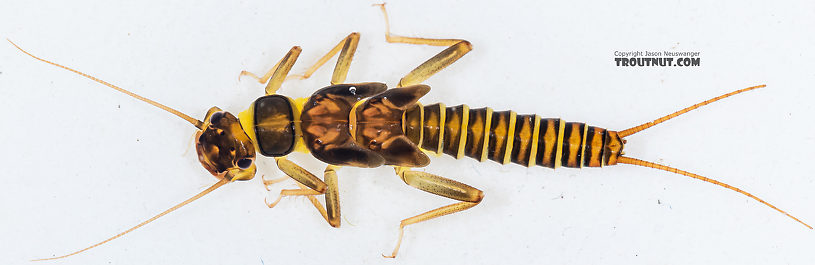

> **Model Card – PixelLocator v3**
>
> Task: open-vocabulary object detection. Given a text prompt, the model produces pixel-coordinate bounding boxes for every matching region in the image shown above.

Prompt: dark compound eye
[210,112,225,123]
[237,158,252,169]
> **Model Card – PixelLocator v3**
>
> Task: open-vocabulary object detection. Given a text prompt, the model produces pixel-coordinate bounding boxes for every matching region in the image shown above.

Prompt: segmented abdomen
[403,103,611,168]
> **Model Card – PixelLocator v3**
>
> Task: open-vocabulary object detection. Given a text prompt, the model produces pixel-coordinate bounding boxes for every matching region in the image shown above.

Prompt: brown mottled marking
[536,118,560,168]
[463,108,488,160]
[560,122,586,168]
[405,106,622,170]
[353,85,430,167]
[300,83,387,167]
[252,95,296,157]
[421,103,443,154]
[603,131,623,166]
[442,105,465,157]
[403,104,424,148]
[510,114,535,166]
[487,111,511,163]
[195,108,256,180]
[583,126,606,167]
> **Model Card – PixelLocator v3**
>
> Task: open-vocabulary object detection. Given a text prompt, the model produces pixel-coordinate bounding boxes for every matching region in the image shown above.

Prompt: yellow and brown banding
[403,104,624,168]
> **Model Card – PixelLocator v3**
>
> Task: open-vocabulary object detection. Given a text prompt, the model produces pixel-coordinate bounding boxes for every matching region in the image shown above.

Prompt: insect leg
[323,165,341,227]
[240,32,360,87]
[290,166,342,228]
[265,188,322,208]
[268,158,341,227]
[373,3,472,87]
[285,32,361,85]
[238,57,281,84]
[271,157,327,201]
[384,167,484,258]
[262,175,290,191]
[239,46,302,95]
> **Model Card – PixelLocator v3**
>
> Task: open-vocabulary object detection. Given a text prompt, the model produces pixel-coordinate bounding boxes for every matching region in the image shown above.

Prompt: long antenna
[618,84,764,138]
[7,39,204,129]
[617,156,812,229]
[32,179,229,261]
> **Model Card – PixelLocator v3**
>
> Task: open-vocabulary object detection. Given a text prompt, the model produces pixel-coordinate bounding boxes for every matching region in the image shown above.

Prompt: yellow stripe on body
[436,103,446,156]
[527,115,541,167]
[600,131,607,166]
[479,108,493,162]
[416,103,425,149]
[579,123,588,168]
[553,119,565,169]
[291,97,309,153]
[502,111,517,165]
[456,105,470,159]
[238,103,259,151]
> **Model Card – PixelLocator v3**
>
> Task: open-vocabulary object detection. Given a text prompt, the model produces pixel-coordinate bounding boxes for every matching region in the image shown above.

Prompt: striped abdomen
[403,103,624,168]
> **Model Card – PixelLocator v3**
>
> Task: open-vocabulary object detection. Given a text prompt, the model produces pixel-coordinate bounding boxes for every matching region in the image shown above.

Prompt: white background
[1,0,814,264]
